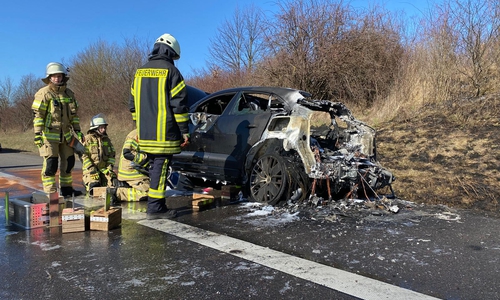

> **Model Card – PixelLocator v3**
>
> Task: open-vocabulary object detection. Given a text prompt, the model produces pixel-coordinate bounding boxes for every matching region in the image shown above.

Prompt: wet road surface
[1,151,500,299]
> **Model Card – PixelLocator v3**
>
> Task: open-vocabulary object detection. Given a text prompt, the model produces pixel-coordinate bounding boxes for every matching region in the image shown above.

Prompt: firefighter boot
[61,187,83,198]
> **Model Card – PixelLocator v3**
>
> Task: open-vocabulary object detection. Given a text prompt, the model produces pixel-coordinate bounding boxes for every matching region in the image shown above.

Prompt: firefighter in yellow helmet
[32,62,84,197]
[115,129,150,202]
[81,114,117,200]
[129,33,189,219]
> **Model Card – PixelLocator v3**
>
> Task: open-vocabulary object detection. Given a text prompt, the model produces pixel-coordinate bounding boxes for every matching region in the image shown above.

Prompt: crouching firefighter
[115,128,150,202]
[81,114,119,204]
[32,62,84,197]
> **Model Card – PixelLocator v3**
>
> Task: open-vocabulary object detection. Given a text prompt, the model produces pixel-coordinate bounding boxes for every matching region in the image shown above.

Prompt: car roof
[190,86,312,110]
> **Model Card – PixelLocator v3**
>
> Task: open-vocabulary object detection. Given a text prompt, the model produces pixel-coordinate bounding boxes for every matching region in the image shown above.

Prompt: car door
[172,92,237,178]
[208,91,273,180]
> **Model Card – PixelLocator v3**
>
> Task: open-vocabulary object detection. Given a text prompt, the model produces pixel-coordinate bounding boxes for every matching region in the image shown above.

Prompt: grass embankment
[374,93,500,212]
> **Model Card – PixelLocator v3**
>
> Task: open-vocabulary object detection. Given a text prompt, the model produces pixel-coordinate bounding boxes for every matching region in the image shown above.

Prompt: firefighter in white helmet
[129,33,189,219]
[81,114,118,202]
[32,62,84,197]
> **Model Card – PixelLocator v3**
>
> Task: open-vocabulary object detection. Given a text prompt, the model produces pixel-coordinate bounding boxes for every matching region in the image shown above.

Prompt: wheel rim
[250,155,285,204]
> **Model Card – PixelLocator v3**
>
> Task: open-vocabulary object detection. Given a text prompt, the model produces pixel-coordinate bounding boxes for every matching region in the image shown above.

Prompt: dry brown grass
[374,93,500,212]
[0,130,34,153]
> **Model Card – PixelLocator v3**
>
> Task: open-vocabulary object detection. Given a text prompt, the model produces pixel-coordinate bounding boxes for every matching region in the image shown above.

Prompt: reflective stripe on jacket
[118,129,149,181]
[32,83,80,142]
[81,132,116,174]
[129,57,189,155]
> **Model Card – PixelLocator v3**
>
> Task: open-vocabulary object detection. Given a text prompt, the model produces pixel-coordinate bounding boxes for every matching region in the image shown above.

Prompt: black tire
[249,153,288,205]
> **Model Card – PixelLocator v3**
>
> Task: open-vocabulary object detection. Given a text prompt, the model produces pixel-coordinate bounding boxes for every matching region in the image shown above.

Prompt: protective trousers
[40,141,75,193]
[116,187,148,202]
[146,154,173,213]
[115,178,149,202]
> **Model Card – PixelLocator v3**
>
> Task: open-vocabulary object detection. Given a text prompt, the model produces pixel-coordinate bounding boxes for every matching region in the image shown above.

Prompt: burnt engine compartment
[306,112,395,201]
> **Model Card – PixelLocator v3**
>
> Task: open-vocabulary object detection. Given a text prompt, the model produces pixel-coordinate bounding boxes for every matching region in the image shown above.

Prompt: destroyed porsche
[172,86,395,206]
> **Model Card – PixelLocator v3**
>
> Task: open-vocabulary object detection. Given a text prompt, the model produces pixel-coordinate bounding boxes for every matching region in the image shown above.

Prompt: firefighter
[32,62,83,197]
[115,128,150,202]
[129,33,189,219]
[81,114,117,202]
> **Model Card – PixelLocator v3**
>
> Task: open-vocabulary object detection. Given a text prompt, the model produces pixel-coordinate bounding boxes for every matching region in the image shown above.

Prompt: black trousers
[146,154,173,213]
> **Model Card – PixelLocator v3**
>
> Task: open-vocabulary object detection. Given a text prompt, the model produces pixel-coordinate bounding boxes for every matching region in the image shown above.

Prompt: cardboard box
[192,193,214,211]
[91,187,108,198]
[90,207,122,231]
[62,208,86,233]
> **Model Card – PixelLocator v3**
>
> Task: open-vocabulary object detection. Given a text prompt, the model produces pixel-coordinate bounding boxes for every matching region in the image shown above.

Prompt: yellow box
[192,193,215,212]
[192,193,215,200]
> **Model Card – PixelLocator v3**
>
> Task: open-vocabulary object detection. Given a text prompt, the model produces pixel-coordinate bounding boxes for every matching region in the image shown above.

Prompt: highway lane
[2,151,500,299]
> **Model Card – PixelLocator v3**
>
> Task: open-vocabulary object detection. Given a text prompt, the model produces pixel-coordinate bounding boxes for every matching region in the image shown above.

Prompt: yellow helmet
[155,33,181,60]
[42,62,68,84]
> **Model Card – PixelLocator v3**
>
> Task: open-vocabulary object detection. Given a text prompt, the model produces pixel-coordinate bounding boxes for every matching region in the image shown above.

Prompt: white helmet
[90,114,108,130]
[155,33,181,60]
[42,62,68,84]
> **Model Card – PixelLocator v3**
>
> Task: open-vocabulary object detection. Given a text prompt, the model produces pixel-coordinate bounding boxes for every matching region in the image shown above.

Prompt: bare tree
[260,0,403,106]
[188,66,235,93]
[0,77,14,109]
[439,0,500,96]
[0,77,15,132]
[11,74,43,131]
[261,0,347,94]
[208,4,266,84]
[68,38,147,118]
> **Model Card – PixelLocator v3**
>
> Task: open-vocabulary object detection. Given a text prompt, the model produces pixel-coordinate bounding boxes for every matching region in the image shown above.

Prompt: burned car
[172,86,394,205]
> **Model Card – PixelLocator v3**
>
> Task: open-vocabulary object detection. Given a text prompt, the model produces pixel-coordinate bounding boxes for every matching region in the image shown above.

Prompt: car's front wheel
[249,153,288,205]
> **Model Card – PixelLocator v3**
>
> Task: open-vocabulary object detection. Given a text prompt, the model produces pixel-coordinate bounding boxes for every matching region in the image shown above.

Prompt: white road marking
[138,218,440,300]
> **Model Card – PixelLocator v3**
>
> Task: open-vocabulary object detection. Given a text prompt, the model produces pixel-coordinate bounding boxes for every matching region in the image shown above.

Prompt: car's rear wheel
[249,153,288,205]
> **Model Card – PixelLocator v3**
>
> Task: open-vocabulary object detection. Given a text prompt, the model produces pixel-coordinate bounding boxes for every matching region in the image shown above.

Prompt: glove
[181,133,190,147]
[131,162,149,175]
[102,166,116,178]
[89,167,100,180]
[133,152,148,167]
[111,177,120,188]
[75,131,85,143]
[34,133,43,148]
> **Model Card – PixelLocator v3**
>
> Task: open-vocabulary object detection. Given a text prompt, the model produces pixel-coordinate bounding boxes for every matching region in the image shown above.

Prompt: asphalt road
[1,151,500,299]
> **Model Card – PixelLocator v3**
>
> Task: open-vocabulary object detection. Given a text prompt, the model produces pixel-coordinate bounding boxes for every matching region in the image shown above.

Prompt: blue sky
[0,0,433,86]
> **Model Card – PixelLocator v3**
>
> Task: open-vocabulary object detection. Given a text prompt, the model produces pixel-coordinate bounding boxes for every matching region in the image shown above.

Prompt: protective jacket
[81,131,116,175]
[118,129,149,182]
[129,54,189,155]
[32,82,81,143]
